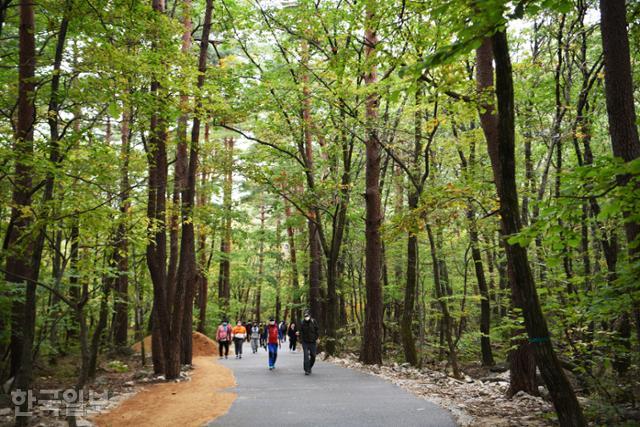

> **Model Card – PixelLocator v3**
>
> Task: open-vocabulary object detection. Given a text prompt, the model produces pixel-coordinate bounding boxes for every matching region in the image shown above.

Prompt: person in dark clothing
[287,322,298,352]
[259,322,266,349]
[279,320,287,343]
[298,310,319,375]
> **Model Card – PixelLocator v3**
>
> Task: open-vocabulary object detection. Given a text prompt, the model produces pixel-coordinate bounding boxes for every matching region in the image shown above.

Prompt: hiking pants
[289,337,297,351]
[218,340,229,357]
[251,338,259,353]
[268,343,278,367]
[234,338,244,356]
[302,342,317,373]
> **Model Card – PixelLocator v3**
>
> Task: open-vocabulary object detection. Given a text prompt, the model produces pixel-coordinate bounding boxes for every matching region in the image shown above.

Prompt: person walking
[287,322,298,352]
[250,321,261,354]
[232,320,247,359]
[259,322,266,349]
[279,320,287,343]
[298,310,319,375]
[266,317,280,370]
[216,319,232,359]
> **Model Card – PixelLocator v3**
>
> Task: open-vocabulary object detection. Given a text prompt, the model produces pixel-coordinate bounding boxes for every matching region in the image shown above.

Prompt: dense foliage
[1,0,639,425]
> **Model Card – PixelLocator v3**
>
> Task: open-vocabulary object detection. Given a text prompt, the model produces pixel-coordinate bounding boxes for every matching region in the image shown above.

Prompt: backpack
[219,325,230,340]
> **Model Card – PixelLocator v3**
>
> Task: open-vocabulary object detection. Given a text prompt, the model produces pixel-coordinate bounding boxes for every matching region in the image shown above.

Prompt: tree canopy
[1,0,639,425]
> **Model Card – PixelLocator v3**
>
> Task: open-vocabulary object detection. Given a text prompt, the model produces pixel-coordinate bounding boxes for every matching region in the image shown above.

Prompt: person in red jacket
[265,316,281,370]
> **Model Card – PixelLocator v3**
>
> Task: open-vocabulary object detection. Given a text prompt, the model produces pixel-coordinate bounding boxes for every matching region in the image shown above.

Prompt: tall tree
[146,0,172,378]
[113,108,131,349]
[361,1,383,365]
[8,2,37,424]
[489,28,586,426]
[458,136,494,367]
[168,0,193,310]
[179,0,213,366]
[284,198,301,322]
[15,0,71,374]
[476,37,533,392]
[427,225,461,378]
[599,0,640,348]
[255,202,266,322]
[218,137,234,309]
[300,38,323,325]
[196,128,210,334]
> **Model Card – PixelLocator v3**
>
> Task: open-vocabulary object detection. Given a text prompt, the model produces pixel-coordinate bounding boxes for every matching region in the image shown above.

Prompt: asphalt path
[209,341,456,427]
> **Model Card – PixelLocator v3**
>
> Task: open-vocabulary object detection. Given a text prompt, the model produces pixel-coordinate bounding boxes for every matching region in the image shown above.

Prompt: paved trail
[210,342,456,427]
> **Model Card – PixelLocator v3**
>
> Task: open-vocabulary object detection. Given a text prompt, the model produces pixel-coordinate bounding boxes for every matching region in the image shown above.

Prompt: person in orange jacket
[232,320,247,359]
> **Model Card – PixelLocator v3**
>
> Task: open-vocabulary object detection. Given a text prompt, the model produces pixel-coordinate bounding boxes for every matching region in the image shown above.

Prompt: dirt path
[93,334,236,427]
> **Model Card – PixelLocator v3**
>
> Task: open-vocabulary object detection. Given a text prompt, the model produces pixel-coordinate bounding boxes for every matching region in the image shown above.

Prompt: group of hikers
[216,310,320,375]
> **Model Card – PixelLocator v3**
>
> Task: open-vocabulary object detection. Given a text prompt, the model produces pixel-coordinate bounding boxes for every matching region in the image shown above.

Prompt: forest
[1,0,639,426]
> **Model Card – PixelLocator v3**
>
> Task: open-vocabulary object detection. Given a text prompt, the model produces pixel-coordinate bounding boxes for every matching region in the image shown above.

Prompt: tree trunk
[400,85,426,367]
[284,200,301,322]
[9,3,37,424]
[218,137,233,310]
[324,140,353,354]
[168,0,192,311]
[599,0,640,358]
[146,0,171,378]
[196,162,209,333]
[401,227,419,366]
[600,0,640,165]
[66,219,89,427]
[113,108,131,349]
[274,218,283,322]
[48,231,64,362]
[469,211,494,366]
[255,203,265,322]
[179,0,213,366]
[27,2,71,370]
[89,262,112,379]
[459,140,495,367]
[427,225,461,378]
[360,4,383,365]
[133,245,146,366]
[10,0,69,379]
[490,30,586,426]
[476,36,535,395]
[392,163,404,345]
